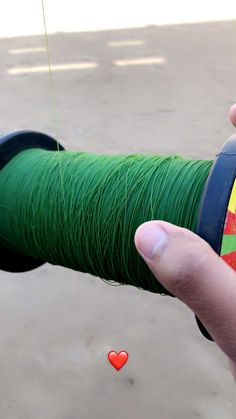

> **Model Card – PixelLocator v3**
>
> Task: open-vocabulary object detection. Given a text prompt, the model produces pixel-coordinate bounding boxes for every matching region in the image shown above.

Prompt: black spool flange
[0,130,64,272]
[196,135,236,341]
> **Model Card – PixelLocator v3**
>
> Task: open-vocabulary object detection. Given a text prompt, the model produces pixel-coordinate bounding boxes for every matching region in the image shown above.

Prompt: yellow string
[40,3,122,287]
[41,0,66,211]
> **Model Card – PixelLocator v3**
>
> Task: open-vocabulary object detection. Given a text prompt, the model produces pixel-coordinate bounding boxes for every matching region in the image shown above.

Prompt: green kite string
[0,148,213,294]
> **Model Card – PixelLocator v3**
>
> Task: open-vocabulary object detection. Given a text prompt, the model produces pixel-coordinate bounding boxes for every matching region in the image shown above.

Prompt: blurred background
[0,1,236,418]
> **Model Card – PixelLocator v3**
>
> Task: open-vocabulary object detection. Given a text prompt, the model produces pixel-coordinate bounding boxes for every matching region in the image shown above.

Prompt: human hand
[134,220,236,381]
[134,105,236,380]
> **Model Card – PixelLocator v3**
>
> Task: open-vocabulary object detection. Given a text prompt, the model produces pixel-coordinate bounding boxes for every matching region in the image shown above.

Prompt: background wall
[1,0,236,37]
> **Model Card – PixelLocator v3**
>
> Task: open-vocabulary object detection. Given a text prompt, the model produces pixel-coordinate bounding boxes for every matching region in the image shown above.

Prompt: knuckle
[167,242,212,301]
[168,264,198,299]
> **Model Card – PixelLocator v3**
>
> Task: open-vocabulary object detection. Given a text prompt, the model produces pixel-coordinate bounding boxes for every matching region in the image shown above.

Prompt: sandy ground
[0,20,236,419]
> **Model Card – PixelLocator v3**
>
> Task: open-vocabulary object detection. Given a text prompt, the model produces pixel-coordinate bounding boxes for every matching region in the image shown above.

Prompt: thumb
[135,221,236,362]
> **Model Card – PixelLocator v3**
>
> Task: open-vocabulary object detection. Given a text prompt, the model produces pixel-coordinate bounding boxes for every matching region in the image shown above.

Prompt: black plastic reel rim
[196,135,236,341]
[0,130,64,272]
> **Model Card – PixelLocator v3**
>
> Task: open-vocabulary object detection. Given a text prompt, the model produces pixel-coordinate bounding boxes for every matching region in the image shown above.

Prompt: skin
[229,104,236,128]
[134,105,236,380]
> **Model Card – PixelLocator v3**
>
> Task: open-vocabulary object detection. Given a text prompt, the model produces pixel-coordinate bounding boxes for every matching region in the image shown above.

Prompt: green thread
[0,149,213,294]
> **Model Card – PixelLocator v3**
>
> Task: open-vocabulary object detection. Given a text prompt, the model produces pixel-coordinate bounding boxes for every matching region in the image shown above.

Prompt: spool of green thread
[1,130,236,341]
[0,131,212,292]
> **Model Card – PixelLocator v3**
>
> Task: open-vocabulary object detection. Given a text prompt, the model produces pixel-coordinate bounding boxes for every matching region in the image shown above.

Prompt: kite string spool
[0,148,213,294]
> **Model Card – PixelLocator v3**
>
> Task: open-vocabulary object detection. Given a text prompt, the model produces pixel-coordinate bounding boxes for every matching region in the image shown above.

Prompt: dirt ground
[0,20,236,419]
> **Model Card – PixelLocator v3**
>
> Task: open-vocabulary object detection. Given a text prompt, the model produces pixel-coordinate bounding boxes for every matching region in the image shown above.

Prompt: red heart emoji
[108,351,128,371]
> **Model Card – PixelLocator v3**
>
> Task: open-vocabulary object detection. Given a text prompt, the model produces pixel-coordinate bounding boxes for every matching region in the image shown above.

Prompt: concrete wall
[1,0,236,38]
